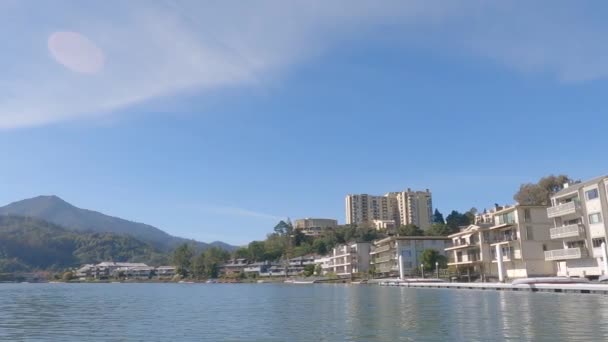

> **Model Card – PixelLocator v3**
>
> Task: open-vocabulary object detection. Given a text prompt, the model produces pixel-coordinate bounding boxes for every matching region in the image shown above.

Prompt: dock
[377,280,608,295]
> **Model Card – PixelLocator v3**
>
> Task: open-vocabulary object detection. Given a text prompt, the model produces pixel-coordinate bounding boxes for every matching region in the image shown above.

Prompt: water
[1,283,607,341]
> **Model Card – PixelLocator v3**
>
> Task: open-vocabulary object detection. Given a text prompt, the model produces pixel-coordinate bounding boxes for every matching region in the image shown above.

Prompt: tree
[432,209,445,224]
[464,208,477,225]
[312,239,328,255]
[303,264,315,277]
[425,223,451,236]
[248,241,266,261]
[172,243,194,277]
[192,252,206,279]
[398,224,424,236]
[203,247,230,278]
[420,249,447,271]
[514,174,573,205]
[233,247,249,259]
[446,211,470,232]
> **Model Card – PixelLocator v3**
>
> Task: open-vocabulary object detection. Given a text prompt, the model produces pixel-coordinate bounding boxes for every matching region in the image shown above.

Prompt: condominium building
[370,236,449,278]
[445,223,493,280]
[544,176,608,278]
[325,242,371,277]
[294,218,338,236]
[345,189,433,229]
[448,204,560,280]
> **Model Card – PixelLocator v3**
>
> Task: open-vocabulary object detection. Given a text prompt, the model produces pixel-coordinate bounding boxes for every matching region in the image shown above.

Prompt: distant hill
[0,215,167,273]
[0,196,237,252]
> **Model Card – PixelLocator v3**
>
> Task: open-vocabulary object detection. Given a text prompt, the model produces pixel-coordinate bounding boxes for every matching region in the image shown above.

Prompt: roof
[448,224,491,238]
[553,175,608,198]
[374,236,450,244]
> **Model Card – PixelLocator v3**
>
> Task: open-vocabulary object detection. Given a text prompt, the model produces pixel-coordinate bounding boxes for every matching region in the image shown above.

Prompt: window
[566,240,586,249]
[526,226,534,240]
[524,209,531,222]
[592,238,606,248]
[589,213,603,224]
[586,188,599,201]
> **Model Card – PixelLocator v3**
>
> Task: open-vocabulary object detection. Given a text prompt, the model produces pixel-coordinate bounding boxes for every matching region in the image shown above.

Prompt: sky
[1,1,608,245]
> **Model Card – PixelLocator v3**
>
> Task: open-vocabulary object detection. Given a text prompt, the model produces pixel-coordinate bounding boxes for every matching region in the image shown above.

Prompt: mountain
[0,215,167,273]
[0,195,237,252]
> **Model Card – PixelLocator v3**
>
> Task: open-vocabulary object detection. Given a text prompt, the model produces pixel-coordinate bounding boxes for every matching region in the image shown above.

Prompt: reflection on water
[0,283,607,341]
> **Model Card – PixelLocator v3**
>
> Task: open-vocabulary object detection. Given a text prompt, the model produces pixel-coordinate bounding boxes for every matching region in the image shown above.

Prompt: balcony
[489,235,518,244]
[372,255,394,264]
[371,245,391,254]
[547,201,581,218]
[445,241,479,251]
[550,224,584,239]
[544,247,588,261]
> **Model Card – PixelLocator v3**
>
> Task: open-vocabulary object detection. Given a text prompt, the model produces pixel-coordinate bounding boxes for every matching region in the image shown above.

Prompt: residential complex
[75,262,175,280]
[322,242,371,277]
[447,205,560,280]
[370,236,449,277]
[544,176,608,278]
[345,188,433,229]
[294,218,338,236]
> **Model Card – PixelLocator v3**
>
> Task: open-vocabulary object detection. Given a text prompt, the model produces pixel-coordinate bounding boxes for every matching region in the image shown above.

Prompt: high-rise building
[345,189,433,229]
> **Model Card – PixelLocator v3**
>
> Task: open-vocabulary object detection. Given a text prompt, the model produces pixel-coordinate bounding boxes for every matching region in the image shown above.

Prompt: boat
[178,280,195,284]
[511,277,590,285]
[292,280,316,284]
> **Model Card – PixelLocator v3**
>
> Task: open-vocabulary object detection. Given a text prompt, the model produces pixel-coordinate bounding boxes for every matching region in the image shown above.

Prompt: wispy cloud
[1,1,607,129]
[202,205,284,222]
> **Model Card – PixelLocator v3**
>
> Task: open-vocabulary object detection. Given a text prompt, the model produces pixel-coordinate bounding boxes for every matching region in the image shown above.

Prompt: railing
[547,201,580,218]
[371,245,391,254]
[490,235,518,244]
[550,224,584,239]
[372,255,395,264]
[544,247,587,261]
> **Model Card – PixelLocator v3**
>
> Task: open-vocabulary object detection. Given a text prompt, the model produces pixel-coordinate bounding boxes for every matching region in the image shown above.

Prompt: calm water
[1,283,607,341]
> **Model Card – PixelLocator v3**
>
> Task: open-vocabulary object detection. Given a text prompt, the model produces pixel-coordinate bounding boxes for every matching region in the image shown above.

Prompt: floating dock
[377,280,608,295]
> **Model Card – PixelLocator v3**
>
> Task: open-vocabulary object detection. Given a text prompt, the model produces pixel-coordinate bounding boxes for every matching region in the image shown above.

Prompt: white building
[544,176,608,278]
[487,205,560,279]
[449,204,560,281]
[446,224,493,280]
[325,242,371,277]
[372,219,397,232]
[345,189,433,229]
[294,218,338,236]
[370,236,449,278]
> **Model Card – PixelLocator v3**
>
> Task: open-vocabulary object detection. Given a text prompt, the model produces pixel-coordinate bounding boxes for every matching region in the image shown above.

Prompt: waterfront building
[220,258,249,277]
[294,218,338,236]
[325,242,371,277]
[156,266,176,278]
[544,176,608,278]
[313,256,332,275]
[451,204,560,280]
[371,236,449,278]
[345,189,433,229]
[446,223,493,280]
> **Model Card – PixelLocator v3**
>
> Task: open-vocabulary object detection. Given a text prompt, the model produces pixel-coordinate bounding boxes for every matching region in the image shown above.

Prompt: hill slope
[0,215,167,273]
[0,196,236,252]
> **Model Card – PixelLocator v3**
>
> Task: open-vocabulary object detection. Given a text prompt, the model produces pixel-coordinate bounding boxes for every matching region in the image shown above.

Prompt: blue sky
[1,1,608,245]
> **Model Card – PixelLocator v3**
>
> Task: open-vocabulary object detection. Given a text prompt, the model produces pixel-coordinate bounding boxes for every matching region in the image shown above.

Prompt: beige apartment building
[345,189,433,229]
[447,204,560,280]
[370,236,449,278]
[294,218,338,236]
[324,242,371,277]
[544,175,608,278]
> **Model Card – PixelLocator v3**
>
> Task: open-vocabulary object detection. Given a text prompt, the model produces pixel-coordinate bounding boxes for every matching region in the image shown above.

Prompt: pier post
[496,245,504,283]
[602,242,608,275]
[398,254,404,280]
